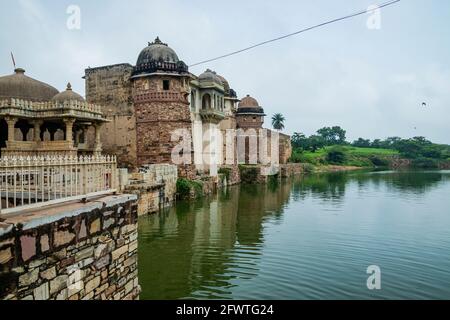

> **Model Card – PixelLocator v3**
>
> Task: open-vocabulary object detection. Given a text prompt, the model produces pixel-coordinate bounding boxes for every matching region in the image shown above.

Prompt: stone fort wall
[85,64,137,169]
[0,194,140,300]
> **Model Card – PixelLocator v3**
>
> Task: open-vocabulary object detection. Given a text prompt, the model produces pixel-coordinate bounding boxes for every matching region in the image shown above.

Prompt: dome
[238,95,259,108]
[216,74,231,96]
[133,37,188,76]
[136,37,179,65]
[52,83,85,102]
[199,69,223,86]
[0,68,59,102]
[237,94,265,115]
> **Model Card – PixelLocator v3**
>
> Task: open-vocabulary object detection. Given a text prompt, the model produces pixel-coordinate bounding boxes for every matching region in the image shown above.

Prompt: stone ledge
[1,194,137,232]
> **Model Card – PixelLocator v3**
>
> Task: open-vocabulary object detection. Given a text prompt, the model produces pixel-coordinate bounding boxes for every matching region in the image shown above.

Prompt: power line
[189,0,401,68]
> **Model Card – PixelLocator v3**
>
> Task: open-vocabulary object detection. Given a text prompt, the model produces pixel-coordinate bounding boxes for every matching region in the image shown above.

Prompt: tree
[308,135,326,152]
[317,126,347,145]
[271,113,285,131]
[352,138,371,148]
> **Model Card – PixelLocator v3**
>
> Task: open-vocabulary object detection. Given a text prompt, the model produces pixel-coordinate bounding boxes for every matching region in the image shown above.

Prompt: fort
[0,37,295,300]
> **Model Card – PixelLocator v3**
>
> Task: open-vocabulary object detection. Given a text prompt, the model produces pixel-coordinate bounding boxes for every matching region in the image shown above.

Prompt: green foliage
[352,138,371,148]
[271,113,285,131]
[176,178,203,199]
[317,126,347,145]
[411,157,439,169]
[176,178,191,198]
[369,155,390,167]
[326,147,347,164]
[218,167,231,181]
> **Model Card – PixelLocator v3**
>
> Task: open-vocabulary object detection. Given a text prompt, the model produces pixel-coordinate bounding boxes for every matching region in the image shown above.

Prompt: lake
[138,170,450,300]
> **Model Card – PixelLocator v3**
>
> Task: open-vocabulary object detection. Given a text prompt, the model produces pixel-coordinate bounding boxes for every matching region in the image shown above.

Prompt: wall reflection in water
[138,170,450,300]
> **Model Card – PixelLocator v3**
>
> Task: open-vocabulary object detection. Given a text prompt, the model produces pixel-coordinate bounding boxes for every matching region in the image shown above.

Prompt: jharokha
[0,37,293,300]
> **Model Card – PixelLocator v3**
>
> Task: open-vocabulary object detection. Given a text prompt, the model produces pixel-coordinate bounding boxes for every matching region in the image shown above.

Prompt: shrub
[369,156,389,167]
[326,147,347,164]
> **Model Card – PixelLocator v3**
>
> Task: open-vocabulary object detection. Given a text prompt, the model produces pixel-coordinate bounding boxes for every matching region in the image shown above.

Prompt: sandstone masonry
[0,194,139,300]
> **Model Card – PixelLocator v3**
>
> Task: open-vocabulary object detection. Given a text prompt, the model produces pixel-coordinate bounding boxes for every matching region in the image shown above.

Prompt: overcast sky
[1,0,449,143]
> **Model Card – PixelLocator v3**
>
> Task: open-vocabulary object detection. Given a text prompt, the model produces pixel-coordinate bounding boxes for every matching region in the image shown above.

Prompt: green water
[138,170,450,300]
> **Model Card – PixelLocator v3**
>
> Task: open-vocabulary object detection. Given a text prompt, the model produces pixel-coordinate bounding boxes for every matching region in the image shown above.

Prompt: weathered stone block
[50,275,68,295]
[54,230,75,247]
[19,268,39,287]
[40,234,50,252]
[75,247,94,262]
[111,245,128,261]
[90,218,101,234]
[85,276,101,294]
[20,235,36,261]
[33,282,49,300]
[94,255,110,270]
[40,266,56,280]
[0,247,12,264]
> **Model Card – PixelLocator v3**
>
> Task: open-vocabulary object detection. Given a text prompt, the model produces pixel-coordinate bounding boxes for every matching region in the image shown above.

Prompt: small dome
[0,68,59,102]
[216,74,231,95]
[133,37,188,76]
[136,37,180,66]
[199,69,223,86]
[237,94,265,115]
[52,83,85,102]
[238,95,259,108]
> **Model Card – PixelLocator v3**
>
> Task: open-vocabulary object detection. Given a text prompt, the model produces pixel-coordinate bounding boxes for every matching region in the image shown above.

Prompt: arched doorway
[0,119,7,157]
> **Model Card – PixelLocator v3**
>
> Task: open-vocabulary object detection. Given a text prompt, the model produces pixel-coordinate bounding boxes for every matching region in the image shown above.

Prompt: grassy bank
[291,146,398,168]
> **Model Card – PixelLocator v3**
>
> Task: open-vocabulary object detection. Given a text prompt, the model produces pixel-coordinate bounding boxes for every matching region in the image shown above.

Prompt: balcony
[199,108,225,123]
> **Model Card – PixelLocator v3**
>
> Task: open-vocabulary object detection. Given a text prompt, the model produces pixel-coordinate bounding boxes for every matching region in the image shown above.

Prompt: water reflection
[139,170,450,300]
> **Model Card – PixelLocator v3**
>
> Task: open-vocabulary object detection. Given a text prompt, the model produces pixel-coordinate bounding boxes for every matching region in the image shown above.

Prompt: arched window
[202,94,211,110]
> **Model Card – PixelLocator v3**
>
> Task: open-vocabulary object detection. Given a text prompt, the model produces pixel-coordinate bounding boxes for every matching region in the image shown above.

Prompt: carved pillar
[5,117,17,142]
[93,122,103,152]
[32,120,43,142]
[63,118,76,143]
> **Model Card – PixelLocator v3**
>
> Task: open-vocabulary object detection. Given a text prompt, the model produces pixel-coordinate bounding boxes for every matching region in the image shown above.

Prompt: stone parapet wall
[124,164,178,215]
[0,194,139,300]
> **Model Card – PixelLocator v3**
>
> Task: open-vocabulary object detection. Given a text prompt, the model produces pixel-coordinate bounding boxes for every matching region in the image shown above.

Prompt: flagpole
[11,52,16,70]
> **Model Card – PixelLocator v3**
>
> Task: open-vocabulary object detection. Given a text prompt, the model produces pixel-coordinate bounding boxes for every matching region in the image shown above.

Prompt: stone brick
[54,230,75,247]
[94,254,110,270]
[129,240,138,253]
[125,280,134,295]
[40,234,50,252]
[50,275,68,295]
[90,219,101,234]
[22,295,34,300]
[123,255,137,268]
[0,247,12,264]
[103,218,115,230]
[40,266,56,280]
[79,219,87,239]
[33,282,49,300]
[56,288,68,300]
[75,247,94,262]
[67,281,84,297]
[85,276,101,294]
[101,270,108,280]
[20,235,36,261]
[29,258,45,269]
[94,243,109,259]
[19,268,39,287]
[111,245,128,261]
[105,285,116,298]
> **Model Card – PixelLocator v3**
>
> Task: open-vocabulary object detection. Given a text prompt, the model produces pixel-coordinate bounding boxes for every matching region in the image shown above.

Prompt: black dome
[133,37,188,76]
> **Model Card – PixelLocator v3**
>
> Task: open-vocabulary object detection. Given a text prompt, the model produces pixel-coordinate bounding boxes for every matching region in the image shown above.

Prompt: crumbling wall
[84,64,137,169]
